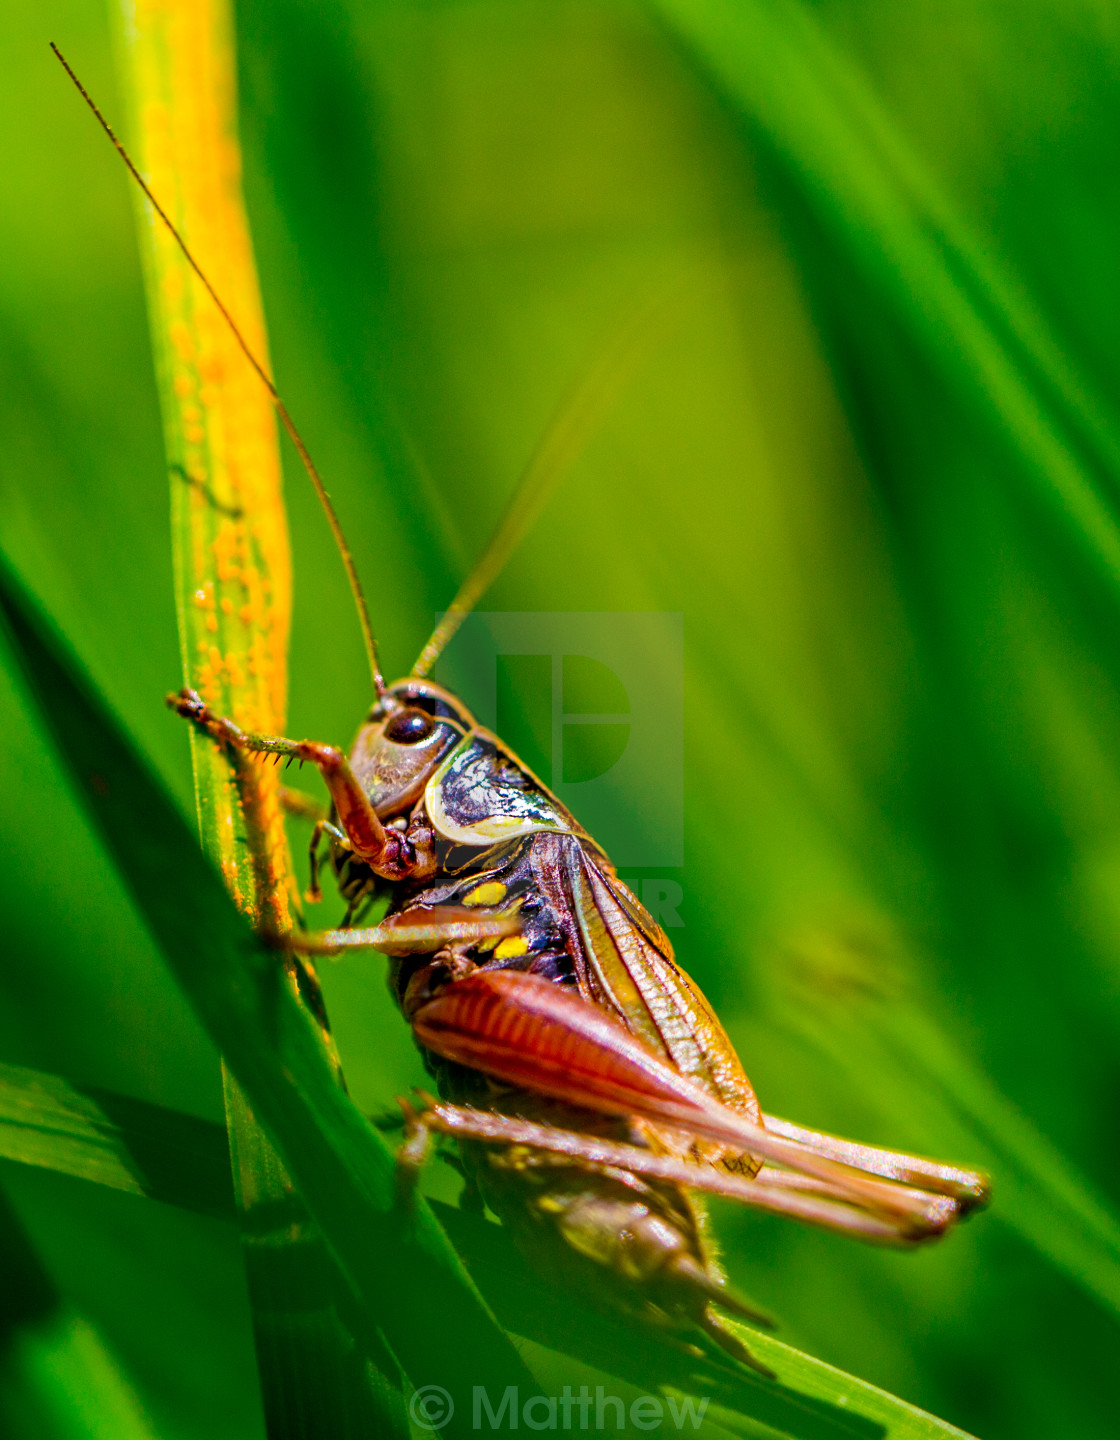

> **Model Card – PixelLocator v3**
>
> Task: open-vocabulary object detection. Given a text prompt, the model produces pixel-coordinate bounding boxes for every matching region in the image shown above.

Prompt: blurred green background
[3,0,1120,1436]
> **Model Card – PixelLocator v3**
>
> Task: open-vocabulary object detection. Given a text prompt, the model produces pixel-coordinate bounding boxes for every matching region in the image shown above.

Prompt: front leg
[306,818,347,904]
[168,687,412,877]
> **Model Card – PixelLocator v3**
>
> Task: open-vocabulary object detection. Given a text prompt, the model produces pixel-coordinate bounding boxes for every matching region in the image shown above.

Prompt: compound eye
[384,707,436,744]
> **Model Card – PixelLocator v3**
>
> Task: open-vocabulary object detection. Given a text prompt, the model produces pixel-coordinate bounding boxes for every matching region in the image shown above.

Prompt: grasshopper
[57,45,988,1376]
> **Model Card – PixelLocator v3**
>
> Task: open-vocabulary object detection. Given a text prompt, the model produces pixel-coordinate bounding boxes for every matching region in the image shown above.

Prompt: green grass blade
[651,0,1120,1327]
[108,0,416,1430]
[779,980,1120,1316]
[435,1202,976,1440]
[0,1037,980,1438]
[0,1179,157,1440]
[648,0,1120,594]
[229,1091,404,1440]
[223,1072,410,1440]
[895,1006,1120,1315]
[0,547,538,1438]
[0,1059,232,1218]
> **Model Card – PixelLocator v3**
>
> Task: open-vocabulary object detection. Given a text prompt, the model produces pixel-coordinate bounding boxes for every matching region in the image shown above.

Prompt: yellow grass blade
[116,0,292,923]
[111,6,407,1434]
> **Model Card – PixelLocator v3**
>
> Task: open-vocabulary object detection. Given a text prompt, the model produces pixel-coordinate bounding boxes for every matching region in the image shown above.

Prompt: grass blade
[652,0,1120,1325]
[0,1059,231,1218]
[0,1042,980,1437]
[649,0,1120,604]
[108,1,413,1432]
[0,1053,404,1437]
[435,1202,977,1440]
[774,969,1120,1317]
[0,1178,157,1440]
[223,1074,409,1440]
[0,547,538,1438]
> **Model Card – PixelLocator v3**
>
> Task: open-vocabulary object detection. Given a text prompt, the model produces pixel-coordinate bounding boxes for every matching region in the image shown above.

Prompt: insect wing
[532,834,762,1164]
[425,731,761,1166]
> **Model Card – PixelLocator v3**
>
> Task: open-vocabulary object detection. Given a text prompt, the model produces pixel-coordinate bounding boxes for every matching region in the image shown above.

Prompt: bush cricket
[55,43,989,1377]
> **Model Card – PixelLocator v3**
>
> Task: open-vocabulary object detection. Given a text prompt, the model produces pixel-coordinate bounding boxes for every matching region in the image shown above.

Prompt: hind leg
[760,1115,989,1213]
[411,969,970,1238]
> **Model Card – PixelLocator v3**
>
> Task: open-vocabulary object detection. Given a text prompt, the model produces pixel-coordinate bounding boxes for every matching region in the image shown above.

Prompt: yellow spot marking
[464,881,506,907]
[494,936,528,960]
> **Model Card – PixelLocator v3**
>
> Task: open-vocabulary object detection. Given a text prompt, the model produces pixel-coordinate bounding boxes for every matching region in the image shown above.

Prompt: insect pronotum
[54,41,989,1376]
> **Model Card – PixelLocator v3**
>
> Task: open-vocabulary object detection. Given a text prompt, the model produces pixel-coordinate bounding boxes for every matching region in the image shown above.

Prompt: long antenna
[411,288,673,679]
[50,42,386,701]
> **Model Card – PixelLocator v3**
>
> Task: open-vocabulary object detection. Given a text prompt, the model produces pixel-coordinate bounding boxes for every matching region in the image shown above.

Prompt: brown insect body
[334,678,767,1355]
[161,675,982,1371]
[165,659,984,1370]
[169,665,990,1368]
